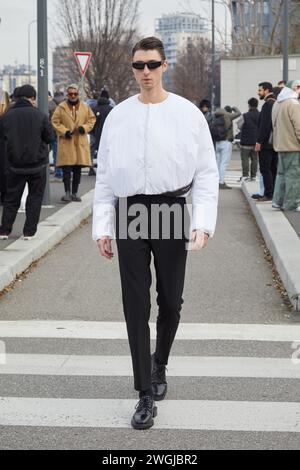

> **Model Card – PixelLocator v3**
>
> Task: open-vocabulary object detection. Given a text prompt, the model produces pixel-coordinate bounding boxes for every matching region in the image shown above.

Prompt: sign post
[37,0,51,206]
[74,52,92,98]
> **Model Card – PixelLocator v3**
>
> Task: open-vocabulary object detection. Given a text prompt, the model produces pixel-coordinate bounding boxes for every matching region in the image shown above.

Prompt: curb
[242,182,300,312]
[0,190,94,293]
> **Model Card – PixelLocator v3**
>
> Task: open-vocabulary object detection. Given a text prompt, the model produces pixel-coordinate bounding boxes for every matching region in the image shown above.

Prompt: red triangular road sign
[74,52,92,76]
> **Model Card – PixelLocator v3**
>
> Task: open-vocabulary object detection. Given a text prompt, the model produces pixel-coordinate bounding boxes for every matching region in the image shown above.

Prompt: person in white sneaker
[0,85,53,240]
[237,98,260,182]
[272,80,300,212]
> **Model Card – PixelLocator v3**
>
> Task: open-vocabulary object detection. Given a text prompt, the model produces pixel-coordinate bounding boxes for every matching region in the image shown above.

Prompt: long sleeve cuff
[191,202,218,238]
[92,202,117,241]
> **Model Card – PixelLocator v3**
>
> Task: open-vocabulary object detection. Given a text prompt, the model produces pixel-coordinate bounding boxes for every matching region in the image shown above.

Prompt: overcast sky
[0,0,227,68]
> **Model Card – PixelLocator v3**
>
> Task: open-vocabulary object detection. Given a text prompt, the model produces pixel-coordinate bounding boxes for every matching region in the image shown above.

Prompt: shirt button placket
[144,104,150,194]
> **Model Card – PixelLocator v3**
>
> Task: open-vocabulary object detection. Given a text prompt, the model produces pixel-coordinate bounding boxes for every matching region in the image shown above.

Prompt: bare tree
[170,38,220,105]
[226,0,300,56]
[55,0,140,102]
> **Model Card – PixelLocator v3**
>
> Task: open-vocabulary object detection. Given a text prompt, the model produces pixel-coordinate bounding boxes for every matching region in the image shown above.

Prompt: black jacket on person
[0,99,53,174]
[240,109,260,147]
[257,93,276,149]
[91,98,112,151]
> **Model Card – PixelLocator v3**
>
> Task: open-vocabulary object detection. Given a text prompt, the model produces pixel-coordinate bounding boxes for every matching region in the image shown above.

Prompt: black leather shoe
[131,396,157,430]
[151,354,168,402]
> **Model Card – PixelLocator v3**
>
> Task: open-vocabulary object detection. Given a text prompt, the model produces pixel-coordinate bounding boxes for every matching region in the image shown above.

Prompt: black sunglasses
[132,60,164,70]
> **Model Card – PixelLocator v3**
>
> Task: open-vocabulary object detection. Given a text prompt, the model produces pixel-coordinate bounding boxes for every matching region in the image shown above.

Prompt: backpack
[209,116,228,142]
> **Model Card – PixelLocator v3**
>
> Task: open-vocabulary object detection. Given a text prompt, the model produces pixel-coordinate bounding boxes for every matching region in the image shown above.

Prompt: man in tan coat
[272,80,300,212]
[52,84,96,202]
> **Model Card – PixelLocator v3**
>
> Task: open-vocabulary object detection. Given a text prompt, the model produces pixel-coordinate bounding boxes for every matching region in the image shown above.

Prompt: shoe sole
[256,201,272,204]
[131,406,158,430]
[0,236,9,240]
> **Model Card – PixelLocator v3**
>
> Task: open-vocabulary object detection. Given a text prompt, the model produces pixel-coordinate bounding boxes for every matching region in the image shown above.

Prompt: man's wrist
[193,229,210,238]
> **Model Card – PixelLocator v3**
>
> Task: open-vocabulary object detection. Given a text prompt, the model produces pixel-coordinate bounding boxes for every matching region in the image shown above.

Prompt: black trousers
[1,168,46,236]
[259,149,278,198]
[61,166,82,194]
[116,195,189,392]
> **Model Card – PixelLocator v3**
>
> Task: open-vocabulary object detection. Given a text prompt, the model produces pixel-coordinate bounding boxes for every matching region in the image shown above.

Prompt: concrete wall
[221,54,300,114]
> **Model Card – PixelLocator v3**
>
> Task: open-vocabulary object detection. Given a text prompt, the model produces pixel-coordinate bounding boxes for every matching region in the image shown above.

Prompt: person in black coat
[0,89,9,205]
[0,85,53,240]
[91,94,113,155]
[255,82,278,202]
[238,98,260,181]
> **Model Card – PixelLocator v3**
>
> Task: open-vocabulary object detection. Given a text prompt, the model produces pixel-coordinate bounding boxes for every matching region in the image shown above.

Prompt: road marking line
[1,321,300,342]
[0,397,299,432]
[0,354,299,378]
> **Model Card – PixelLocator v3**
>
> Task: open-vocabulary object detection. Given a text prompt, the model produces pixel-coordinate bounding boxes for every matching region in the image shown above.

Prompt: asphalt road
[0,188,300,450]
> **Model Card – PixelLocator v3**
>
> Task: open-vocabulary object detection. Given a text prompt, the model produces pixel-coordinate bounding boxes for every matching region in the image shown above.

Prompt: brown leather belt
[160,180,193,198]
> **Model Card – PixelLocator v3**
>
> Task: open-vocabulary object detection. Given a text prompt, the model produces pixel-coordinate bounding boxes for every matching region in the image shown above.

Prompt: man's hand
[255,143,261,153]
[190,230,210,251]
[97,236,114,260]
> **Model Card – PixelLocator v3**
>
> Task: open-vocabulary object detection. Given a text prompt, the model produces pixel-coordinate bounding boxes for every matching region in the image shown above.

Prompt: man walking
[255,82,278,203]
[0,85,53,240]
[213,105,241,189]
[238,98,260,182]
[51,84,96,203]
[93,37,219,430]
[272,80,300,212]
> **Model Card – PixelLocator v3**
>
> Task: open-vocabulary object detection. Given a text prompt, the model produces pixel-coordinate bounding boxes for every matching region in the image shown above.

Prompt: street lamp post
[283,0,289,82]
[211,0,216,111]
[28,20,37,85]
[37,0,51,205]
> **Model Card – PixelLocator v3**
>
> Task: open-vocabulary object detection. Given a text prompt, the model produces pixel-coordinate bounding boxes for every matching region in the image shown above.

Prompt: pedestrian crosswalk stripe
[1,321,300,342]
[0,355,299,379]
[0,397,299,432]
[225,171,243,188]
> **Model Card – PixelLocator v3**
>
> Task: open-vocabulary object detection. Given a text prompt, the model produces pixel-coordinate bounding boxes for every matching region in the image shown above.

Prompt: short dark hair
[278,80,286,86]
[258,82,273,92]
[273,87,282,98]
[100,89,110,100]
[132,37,166,60]
[248,97,258,108]
[199,99,211,109]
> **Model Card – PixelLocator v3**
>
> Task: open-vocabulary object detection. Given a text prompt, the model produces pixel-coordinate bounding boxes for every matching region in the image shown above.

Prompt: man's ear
[162,60,168,74]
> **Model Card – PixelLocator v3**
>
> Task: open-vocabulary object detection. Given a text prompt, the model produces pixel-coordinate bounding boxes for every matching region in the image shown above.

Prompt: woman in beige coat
[51,84,96,202]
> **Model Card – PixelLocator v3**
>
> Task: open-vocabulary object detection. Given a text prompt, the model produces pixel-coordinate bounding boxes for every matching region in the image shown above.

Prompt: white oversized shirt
[92,93,219,240]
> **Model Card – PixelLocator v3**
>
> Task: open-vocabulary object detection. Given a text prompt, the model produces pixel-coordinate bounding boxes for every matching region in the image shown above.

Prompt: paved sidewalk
[0,173,96,249]
[0,173,96,292]
[242,180,300,312]
[227,150,300,311]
